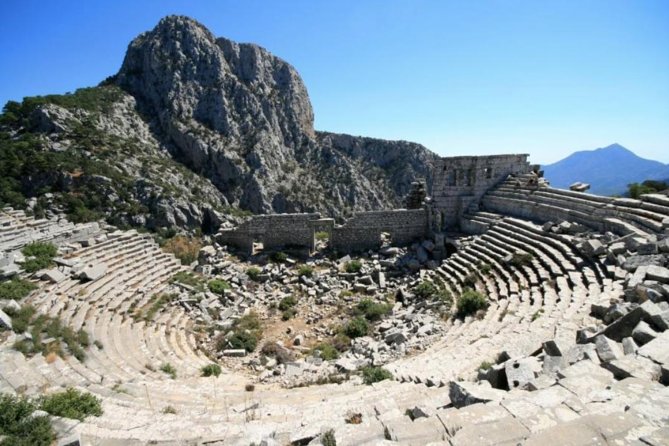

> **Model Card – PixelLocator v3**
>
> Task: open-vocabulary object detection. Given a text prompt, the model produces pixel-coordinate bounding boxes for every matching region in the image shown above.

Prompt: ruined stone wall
[330,209,429,253]
[432,154,531,230]
[218,213,321,253]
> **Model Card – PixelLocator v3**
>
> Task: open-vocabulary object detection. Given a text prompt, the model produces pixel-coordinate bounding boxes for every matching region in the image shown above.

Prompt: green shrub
[281,308,297,321]
[361,366,393,385]
[0,393,55,446]
[356,299,392,322]
[0,278,37,300]
[315,231,329,241]
[270,251,287,263]
[208,279,230,296]
[478,360,493,371]
[160,363,177,379]
[170,271,206,291]
[218,312,263,353]
[297,265,314,278]
[322,429,337,446]
[332,333,351,352]
[342,317,369,338]
[161,405,177,414]
[479,263,492,275]
[345,260,362,274]
[226,330,259,352]
[201,363,222,377]
[312,342,339,360]
[246,267,261,281]
[463,273,478,288]
[6,305,36,334]
[261,342,295,364]
[509,252,533,268]
[20,242,57,273]
[413,281,438,299]
[456,289,488,318]
[39,388,102,421]
[278,295,297,312]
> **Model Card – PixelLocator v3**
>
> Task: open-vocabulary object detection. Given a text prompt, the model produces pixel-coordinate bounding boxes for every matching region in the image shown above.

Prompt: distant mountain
[542,144,669,196]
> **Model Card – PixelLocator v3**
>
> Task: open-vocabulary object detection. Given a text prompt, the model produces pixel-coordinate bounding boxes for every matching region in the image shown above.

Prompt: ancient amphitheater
[1,154,669,445]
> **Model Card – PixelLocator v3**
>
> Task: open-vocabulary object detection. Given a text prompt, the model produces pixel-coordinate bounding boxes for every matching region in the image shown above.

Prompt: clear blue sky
[1,1,668,164]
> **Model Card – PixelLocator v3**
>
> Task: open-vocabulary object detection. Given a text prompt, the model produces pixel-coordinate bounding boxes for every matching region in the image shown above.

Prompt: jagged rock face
[116,15,437,215]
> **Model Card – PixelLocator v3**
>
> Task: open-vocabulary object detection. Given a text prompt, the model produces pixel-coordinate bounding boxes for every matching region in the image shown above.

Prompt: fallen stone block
[542,355,568,376]
[449,415,530,446]
[222,349,246,357]
[632,320,659,345]
[603,355,662,381]
[581,239,605,257]
[565,344,599,365]
[594,335,624,362]
[651,310,669,331]
[646,265,669,283]
[42,268,67,284]
[448,381,508,408]
[622,337,639,355]
[384,329,407,345]
[638,331,669,366]
[601,300,661,341]
[505,357,541,390]
[0,309,12,330]
[79,263,107,281]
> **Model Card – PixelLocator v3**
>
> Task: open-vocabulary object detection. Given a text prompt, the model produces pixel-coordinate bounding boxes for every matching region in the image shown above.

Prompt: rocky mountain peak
[116,15,314,146]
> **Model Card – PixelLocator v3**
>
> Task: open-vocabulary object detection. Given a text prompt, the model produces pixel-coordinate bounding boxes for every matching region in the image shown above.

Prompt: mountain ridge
[542,143,669,196]
[0,15,438,233]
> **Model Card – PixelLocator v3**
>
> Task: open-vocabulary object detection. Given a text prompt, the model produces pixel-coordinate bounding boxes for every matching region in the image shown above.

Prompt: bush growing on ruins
[456,289,488,318]
[627,180,668,199]
[345,260,362,274]
[355,299,392,322]
[6,304,36,334]
[220,312,263,353]
[298,265,314,278]
[208,279,230,296]
[20,241,57,273]
[162,235,202,265]
[261,342,295,364]
[39,388,103,421]
[332,333,352,352]
[479,263,492,275]
[170,271,206,291]
[246,267,261,282]
[463,273,478,288]
[315,231,329,241]
[321,429,337,446]
[478,360,493,371]
[160,363,177,379]
[342,317,369,338]
[279,296,298,320]
[509,252,533,268]
[361,366,393,385]
[161,406,177,414]
[201,364,222,377]
[0,277,38,300]
[0,393,55,446]
[270,251,288,263]
[413,281,438,299]
[312,342,339,360]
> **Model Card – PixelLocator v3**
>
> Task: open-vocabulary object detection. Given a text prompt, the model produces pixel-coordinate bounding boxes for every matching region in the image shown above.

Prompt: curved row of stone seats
[0,208,102,253]
[482,176,669,238]
[387,213,604,386]
[5,226,220,395]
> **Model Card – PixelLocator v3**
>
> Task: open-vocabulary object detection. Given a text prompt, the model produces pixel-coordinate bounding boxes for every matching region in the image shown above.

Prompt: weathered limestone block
[594,335,625,362]
[80,263,107,281]
[604,355,662,381]
[0,309,12,330]
[448,381,508,408]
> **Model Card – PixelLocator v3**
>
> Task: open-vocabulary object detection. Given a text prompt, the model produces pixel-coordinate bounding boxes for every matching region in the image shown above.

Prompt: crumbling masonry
[218,154,532,253]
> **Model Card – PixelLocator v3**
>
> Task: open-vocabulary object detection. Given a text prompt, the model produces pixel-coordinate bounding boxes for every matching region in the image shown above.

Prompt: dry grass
[162,236,202,265]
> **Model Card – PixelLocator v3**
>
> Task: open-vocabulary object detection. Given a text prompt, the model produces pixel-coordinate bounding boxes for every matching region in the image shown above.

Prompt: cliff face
[115,16,438,216]
[0,15,438,233]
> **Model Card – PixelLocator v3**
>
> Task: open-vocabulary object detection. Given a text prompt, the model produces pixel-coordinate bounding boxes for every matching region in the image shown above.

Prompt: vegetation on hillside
[0,277,37,300]
[627,180,669,199]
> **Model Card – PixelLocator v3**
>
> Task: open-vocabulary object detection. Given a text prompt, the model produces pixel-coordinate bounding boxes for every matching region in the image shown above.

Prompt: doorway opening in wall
[315,230,330,250]
[380,231,392,247]
[444,241,457,257]
[251,241,265,256]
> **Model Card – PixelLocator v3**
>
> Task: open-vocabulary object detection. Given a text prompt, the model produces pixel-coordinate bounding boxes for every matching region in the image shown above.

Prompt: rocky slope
[0,15,437,233]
